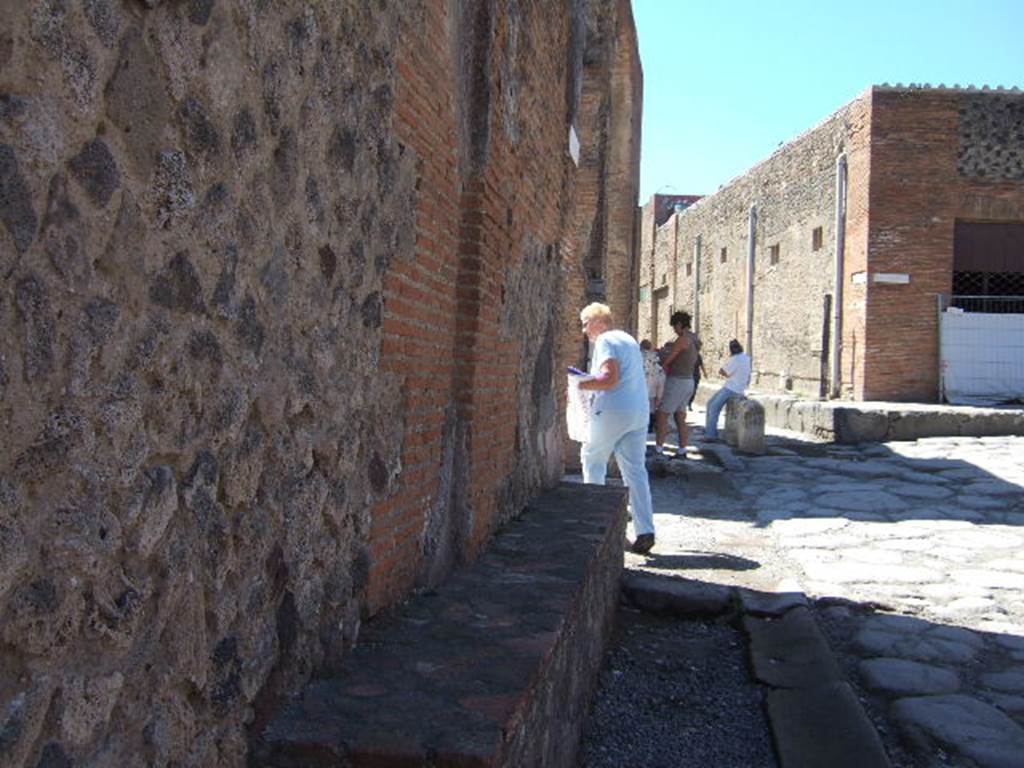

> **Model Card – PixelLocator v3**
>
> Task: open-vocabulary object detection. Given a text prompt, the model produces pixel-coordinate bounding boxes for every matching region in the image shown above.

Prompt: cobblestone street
[615,420,1024,767]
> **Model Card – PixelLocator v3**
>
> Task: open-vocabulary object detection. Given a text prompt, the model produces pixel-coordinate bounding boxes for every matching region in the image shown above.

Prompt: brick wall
[862,87,1024,401]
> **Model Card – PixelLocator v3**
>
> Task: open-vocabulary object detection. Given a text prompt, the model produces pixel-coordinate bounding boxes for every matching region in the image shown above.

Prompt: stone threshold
[694,384,1024,443]
[251,482,627,767]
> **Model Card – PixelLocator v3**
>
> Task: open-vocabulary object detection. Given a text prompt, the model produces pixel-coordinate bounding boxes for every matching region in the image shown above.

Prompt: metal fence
[938,294,1024,405]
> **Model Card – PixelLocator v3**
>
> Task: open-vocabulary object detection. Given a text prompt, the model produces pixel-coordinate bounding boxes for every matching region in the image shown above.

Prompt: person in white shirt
[575,303,656,554]
[703,339,752,441]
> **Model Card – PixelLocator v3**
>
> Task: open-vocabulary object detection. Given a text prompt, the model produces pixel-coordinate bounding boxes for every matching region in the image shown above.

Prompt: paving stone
[956,495,1008,511]
[934,506,987,522]
[891,509,960,523]
[892,694,1024,768]
[845,511,891,522]
[919,582,990,600]
[696,443,746,471]
[934,597,997,614]
[836,548,906,565]
[936,530,1022,549]
[858,658,960,696]
[882,482,955,499]
[804,458,899,479]
[744,607,841,689]
[873,538,944,554]
[952,570,1024,590]
[875,538,940,552]
[892,469,954,485]
[994,636,1024,654]
[803,562,941,585]
[940,467,989,481]
[925,546,975,563]
[809,482,868,494]
[757,506,812,524]
[739,580,807,617]
[976,621,1024,637]
[766,682,891,768]
[854,615,983,664]
[900,457,968,472]
[987,558,1024,574]
[755,488,809,505]
[983,692,1024,716]
[771,518,849,536]
[814,491,907,513]
[981,669,1024,695]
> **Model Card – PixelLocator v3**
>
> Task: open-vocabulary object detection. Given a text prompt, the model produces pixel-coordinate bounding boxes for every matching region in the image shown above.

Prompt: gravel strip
[580,606,778,768]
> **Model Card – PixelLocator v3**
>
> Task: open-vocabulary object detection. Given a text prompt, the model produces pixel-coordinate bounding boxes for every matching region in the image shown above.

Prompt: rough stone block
[892,694,1024,768]
[725,397,766,455]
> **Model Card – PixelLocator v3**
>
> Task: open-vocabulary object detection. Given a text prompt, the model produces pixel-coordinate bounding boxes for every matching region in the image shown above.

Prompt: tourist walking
[575,303,656,554]
[703,339,752,441]
[655,311,700,457]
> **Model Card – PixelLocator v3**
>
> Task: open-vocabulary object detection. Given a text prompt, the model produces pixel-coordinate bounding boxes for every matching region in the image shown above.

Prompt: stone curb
[767,681,891,768]
[620,570,892,767]
[620,570,733,617]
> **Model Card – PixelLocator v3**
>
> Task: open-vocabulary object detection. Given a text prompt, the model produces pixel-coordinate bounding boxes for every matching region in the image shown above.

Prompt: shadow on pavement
[644,551,761,572]
[650,429,1024,529]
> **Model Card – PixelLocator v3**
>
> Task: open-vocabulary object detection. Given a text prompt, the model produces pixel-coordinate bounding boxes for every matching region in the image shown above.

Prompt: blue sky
[633,0,1024,202]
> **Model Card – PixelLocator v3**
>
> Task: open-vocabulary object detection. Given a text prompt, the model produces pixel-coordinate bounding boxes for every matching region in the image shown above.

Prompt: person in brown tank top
[655,311,700,457]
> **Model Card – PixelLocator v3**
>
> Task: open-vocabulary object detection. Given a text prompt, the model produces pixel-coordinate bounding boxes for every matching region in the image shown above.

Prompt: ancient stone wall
[640,103,865,397]
[0,1,639,765]
[639,86,1024,403]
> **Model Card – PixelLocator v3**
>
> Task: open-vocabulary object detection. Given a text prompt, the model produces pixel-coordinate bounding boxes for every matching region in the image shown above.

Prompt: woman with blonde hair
[573,303,655,554]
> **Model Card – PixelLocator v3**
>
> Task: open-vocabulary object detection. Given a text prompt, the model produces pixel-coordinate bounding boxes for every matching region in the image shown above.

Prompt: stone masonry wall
[640,102,868,397]
[0,1,639,766]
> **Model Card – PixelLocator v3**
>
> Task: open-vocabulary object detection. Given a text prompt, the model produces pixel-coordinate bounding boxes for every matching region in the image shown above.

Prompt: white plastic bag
[566,373,595,443]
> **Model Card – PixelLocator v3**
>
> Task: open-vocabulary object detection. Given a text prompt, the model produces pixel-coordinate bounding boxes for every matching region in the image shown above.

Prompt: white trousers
[581,409,655,536]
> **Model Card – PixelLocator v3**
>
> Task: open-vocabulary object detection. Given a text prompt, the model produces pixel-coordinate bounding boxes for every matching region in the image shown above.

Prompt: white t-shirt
[723,352,752,394]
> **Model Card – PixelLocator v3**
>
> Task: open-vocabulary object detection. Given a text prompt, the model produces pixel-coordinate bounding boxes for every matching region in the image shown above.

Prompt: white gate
[939,294,1024,405]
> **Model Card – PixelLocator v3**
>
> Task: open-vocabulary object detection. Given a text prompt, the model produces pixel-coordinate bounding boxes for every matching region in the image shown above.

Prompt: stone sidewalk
[616,417,1024,767]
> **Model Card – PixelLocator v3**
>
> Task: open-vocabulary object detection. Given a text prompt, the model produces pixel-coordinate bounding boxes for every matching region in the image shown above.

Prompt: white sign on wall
[568,125,580,167]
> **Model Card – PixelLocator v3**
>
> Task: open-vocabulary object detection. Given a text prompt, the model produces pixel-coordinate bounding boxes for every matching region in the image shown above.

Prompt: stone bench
[724,397,767,455]
[251,482,627,768]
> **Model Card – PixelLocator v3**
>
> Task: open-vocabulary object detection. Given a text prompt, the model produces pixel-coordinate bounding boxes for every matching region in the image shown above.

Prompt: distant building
[638,86,1024,403]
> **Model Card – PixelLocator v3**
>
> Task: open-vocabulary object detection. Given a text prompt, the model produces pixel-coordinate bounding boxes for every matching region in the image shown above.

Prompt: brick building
[638,86,1024,403]
[0,1,640,765]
